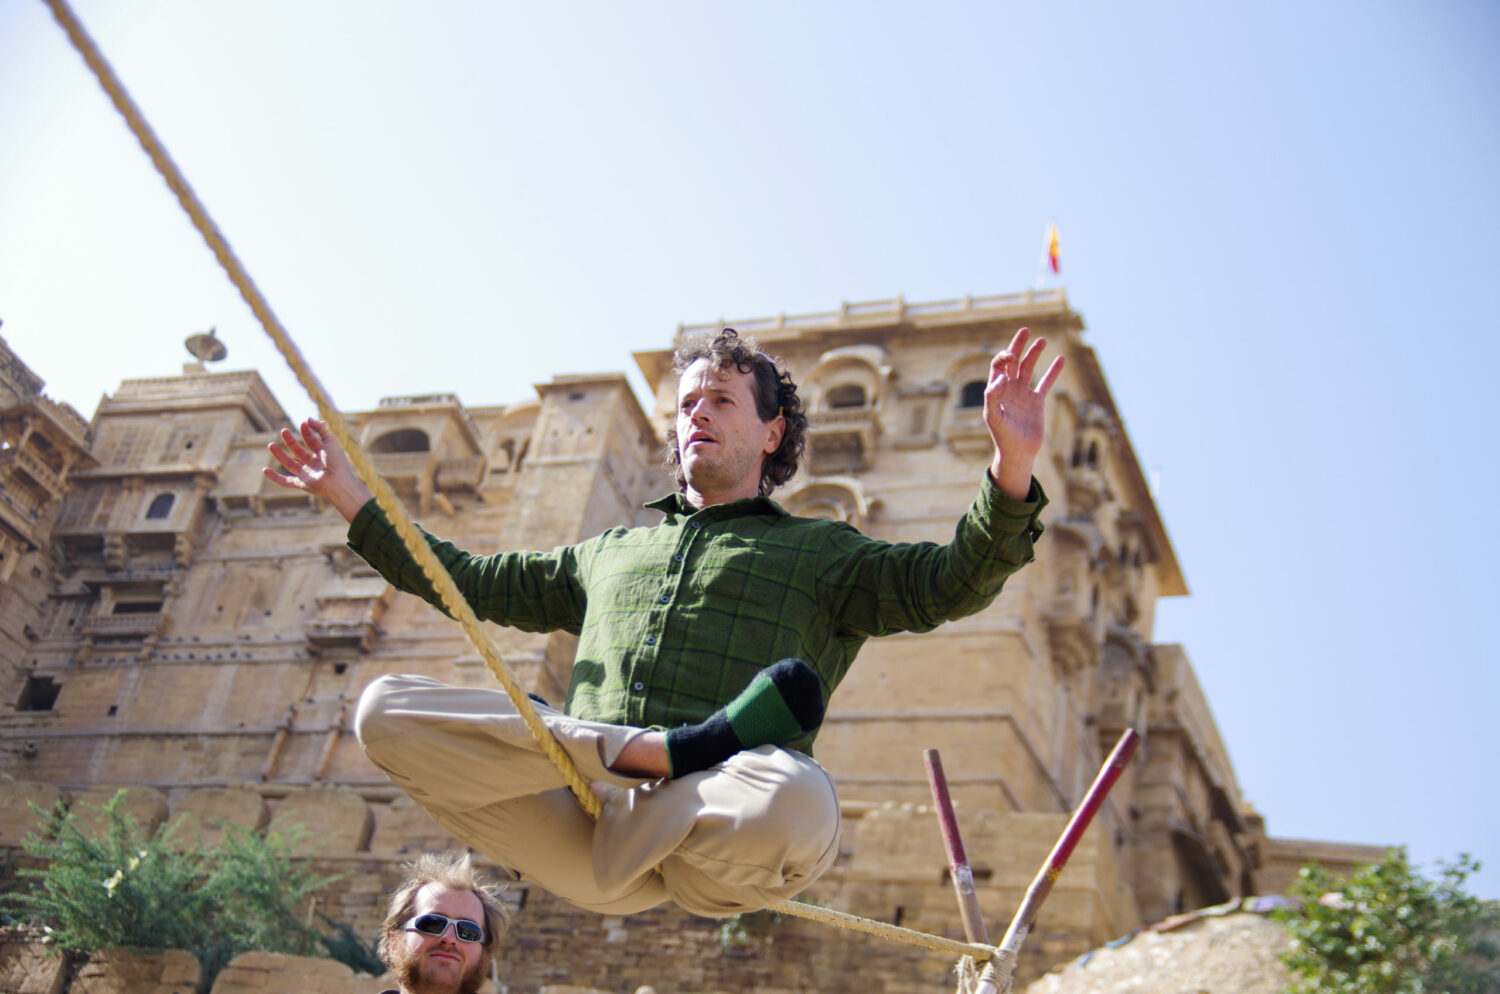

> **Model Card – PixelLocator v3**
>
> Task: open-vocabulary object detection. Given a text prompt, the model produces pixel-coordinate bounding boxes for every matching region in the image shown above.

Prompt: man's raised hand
[263,418,373,523]
[985,327,1064,500]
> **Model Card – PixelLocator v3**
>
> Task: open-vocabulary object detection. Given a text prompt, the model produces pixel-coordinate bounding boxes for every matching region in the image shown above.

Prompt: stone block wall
[1,775,1144,994]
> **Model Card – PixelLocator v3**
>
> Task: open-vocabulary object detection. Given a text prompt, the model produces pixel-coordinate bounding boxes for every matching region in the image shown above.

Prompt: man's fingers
[1017,336,1047,384]
[299,418,332,452]
[1035,355,1065,397]
[278,427,314,464]
[1005,327,1032,357]
[261,466,300,489]
[266,441,305,475]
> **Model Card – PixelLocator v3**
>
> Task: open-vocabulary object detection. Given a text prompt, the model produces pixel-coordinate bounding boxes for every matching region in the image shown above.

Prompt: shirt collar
[644,491,789,520]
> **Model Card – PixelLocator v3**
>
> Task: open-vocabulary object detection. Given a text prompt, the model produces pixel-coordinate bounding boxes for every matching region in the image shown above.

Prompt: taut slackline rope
[43,0,1000,968]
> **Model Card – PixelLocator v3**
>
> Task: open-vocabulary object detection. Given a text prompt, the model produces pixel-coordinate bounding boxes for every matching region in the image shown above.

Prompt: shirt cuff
[345,497,387,551]
[978,471,1048,540]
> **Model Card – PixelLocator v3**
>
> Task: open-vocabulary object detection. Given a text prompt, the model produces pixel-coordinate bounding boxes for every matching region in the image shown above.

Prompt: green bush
[0,791,372,991]
[1274,847,1499,994]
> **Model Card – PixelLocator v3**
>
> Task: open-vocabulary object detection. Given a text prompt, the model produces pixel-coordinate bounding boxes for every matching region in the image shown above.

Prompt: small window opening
[1087,441,1099,467]
[113,601,163,615]
[107,705,118,716]
[146,493,175,519]
[370,429,430,454]
[333,663,348,675]
[959,381,986,409]
[18,675,60,712]
[826,384,867,409]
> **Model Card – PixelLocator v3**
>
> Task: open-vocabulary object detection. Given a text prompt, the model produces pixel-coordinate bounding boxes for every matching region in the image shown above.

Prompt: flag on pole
[1046,223,1060,274]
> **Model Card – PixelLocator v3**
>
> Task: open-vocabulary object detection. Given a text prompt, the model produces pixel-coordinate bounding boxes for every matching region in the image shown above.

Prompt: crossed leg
[354,673,841,918]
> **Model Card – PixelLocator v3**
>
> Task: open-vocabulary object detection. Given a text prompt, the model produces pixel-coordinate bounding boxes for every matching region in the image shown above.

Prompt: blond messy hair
[378,850,510,965]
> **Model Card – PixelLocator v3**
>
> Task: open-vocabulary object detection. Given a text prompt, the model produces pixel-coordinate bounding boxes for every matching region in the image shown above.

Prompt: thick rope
[44,0,1000,966]
[41,0,601,818]
[772,900,996,960]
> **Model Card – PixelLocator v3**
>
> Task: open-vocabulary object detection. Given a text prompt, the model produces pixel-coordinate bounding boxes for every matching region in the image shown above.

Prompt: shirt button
[644,635,656,646]
[690,521,702,530]
[659,593,670,603]
[673,554,684,563]
[633,682,645,691]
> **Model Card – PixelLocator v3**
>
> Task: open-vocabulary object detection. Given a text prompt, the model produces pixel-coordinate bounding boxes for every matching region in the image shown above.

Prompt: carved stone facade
[0,294,1381,989]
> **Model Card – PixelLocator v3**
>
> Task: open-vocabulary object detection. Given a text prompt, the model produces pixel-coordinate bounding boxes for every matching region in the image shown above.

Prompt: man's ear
[763,415,786,455]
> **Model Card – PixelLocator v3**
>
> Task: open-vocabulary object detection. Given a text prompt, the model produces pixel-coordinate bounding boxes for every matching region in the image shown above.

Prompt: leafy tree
[0,791,371,991]
[1274,847,1499,994]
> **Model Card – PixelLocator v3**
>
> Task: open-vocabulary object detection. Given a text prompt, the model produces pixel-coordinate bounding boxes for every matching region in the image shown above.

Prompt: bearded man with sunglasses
[267,326,1061,919]
[377,851,509,994]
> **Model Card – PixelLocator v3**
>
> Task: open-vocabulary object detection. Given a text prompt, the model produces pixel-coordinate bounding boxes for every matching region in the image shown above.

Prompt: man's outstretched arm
[985,327,1064,500]
[263,417,374,522]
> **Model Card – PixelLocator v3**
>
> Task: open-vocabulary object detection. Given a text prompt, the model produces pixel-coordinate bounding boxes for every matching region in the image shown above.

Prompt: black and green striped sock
[665,658,825,778]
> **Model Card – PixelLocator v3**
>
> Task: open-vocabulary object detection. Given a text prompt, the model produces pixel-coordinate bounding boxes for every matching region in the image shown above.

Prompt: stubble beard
[390,943,487,994]
[682,443,760,501]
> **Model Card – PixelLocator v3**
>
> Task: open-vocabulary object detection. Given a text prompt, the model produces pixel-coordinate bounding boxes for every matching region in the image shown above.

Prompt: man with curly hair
[266,326,1060,919]
[377,851,508,994]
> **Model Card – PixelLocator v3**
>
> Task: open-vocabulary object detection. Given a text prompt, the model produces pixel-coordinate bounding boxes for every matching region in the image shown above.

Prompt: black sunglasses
[403,912,485,944]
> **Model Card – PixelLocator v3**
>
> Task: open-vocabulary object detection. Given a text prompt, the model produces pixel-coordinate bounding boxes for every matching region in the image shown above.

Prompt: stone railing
[678,289,1069,337]
[80,613,163,637]
[376,393,484,447]
[369,452,433,482]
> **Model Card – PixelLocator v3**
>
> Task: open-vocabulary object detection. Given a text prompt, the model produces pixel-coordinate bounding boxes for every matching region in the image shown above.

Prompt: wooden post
[924,748,991,945]
[978,728,1141,993]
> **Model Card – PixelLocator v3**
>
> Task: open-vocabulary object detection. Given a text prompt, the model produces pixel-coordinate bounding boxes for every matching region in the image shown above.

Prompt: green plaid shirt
[347,474,1045,754]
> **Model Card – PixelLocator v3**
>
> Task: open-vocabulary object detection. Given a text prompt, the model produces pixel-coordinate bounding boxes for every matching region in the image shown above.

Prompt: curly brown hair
[664,328,807,497]
[378,851,509,967]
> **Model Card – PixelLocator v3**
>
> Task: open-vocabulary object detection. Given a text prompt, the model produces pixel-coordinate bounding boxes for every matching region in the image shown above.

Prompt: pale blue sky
[2,1,1496,899]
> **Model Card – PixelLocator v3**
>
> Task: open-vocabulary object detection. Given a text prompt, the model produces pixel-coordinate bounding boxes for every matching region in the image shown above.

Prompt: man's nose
[687,399,711,422]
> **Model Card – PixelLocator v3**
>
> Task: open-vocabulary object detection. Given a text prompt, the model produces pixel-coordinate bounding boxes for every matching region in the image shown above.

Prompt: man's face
[389,883,489,994]
[675,358,784,504]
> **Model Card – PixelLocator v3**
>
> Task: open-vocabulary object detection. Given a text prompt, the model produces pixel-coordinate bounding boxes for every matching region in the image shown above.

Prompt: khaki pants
[354,674,842,917]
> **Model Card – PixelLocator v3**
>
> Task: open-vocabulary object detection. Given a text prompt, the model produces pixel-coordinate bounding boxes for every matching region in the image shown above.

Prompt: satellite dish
[184,327,228,363]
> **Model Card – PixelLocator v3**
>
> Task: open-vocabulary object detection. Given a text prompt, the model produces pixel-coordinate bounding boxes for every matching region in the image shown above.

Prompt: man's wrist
[989,455,1035,501]
[328,481,376,523]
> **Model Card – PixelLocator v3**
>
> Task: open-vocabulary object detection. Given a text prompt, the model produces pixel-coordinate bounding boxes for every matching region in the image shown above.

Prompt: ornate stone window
[942,351,1000,459]
[803,347,888,474]
[145,493,175,519]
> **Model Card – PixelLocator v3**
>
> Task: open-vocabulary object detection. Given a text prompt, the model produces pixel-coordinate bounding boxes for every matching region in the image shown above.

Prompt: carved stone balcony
[1064,464,1109,516]
[305,580,391,653]
[370,452,436,493]
[81,613,163,639]
[436,455,487,493]
[0,445,64,495]
[944,418,993,462]
[807,408,880,474]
